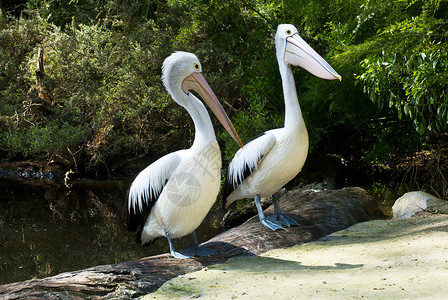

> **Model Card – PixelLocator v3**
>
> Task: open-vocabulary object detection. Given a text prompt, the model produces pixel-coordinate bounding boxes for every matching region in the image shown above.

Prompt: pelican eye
[193,63,200,71]
[286,29,292,35]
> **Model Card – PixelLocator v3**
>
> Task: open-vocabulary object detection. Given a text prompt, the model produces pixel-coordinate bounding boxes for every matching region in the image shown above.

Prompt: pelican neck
[279,62,304,130]
[182,92,217,149]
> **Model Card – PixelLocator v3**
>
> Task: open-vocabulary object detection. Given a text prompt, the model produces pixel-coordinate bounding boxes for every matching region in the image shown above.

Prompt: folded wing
[126,152,180,243]
[222,133,276,208]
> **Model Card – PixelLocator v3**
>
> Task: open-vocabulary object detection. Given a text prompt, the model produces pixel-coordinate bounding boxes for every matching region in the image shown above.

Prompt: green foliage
[3,122,88,159]
[355,0,448,135]
[218,97,283,162]
[0,3,188,170]
[1,0,447,172]
[362,120,421,163]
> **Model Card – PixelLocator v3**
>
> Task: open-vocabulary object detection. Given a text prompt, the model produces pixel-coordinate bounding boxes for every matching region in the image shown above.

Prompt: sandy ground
[145,214,448,299]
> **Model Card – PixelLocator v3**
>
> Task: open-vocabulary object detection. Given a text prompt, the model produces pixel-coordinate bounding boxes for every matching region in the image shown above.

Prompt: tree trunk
[35,47,54,107]
[0,187,382,299]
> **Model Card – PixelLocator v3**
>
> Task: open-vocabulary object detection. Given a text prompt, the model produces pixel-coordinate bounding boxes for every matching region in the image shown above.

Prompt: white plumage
[126,51,242,259]
[226,126,308,201]
[130,145,221,243]
[223,24,341,230]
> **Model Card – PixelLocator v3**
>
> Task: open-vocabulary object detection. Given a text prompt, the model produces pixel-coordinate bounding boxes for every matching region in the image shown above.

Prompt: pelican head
[162,51,243,148]
[275,24,341,81]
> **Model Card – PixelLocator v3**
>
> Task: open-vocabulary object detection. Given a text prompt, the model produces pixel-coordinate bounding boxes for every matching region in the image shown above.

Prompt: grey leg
[164,227,191,259]
[254,194,283,230]
[266,200,298,227]
[180,231,216,257]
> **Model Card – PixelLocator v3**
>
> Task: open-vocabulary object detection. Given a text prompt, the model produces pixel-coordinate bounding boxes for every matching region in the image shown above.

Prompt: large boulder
[392,191,448,219]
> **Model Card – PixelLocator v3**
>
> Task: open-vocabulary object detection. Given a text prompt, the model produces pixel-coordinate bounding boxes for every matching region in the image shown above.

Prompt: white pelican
[126,51,243,259]
[223,24,341,230]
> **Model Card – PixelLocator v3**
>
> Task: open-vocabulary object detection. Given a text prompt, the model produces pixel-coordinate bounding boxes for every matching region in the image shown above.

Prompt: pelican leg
[164,227,192,259]
[254,194,284,230]
[180,231,216,257]
[266,200,298,227]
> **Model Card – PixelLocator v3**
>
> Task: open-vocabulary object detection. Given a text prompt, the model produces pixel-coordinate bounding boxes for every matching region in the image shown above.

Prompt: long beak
[225,197,236,209]
[183,72,244,148]
[285,33,341,81]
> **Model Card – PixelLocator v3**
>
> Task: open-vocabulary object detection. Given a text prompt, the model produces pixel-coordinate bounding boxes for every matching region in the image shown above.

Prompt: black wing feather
[222,133,266,208]
[125,179,168,245]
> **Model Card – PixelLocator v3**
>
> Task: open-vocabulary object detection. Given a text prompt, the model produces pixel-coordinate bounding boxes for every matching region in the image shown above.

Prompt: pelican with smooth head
[126,51,243,259]
[223,24,341,230]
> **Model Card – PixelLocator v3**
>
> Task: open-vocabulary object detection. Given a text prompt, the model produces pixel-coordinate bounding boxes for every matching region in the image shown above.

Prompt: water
[364,181,408,217]
[0,177,225,285]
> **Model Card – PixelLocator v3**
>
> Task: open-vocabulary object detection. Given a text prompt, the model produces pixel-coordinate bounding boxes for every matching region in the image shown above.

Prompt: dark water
[365,181,407,216]
[0,177,225,285]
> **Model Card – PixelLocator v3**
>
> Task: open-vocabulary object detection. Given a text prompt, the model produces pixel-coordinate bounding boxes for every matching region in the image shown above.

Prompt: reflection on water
[0,178,224,285]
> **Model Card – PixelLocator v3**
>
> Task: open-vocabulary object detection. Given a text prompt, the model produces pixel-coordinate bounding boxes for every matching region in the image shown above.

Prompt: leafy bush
[3,122,88,160]
[357,3,448,135]
[1,0,447,174]
[0,6,189,171]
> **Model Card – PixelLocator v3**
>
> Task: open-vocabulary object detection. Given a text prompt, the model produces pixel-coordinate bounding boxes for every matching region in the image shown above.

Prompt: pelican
[223,24,341,230]
[126,51,243,259]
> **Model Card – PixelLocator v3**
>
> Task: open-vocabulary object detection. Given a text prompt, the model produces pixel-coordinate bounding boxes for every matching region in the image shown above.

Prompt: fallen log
[0,187,383,299]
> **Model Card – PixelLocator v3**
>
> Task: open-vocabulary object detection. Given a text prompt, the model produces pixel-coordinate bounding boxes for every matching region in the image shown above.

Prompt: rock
[392,191,448,219]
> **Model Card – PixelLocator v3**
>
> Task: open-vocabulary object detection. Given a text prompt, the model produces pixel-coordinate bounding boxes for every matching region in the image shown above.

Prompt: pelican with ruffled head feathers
[223,24,341,230]
[126,51,243,259]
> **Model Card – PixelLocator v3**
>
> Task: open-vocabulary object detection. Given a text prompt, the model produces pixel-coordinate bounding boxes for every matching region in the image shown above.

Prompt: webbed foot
[260,218,284,230]
[164,226,194,259]
[254,194,284,231]
[266,213,298,227]
[266,199,298,227]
